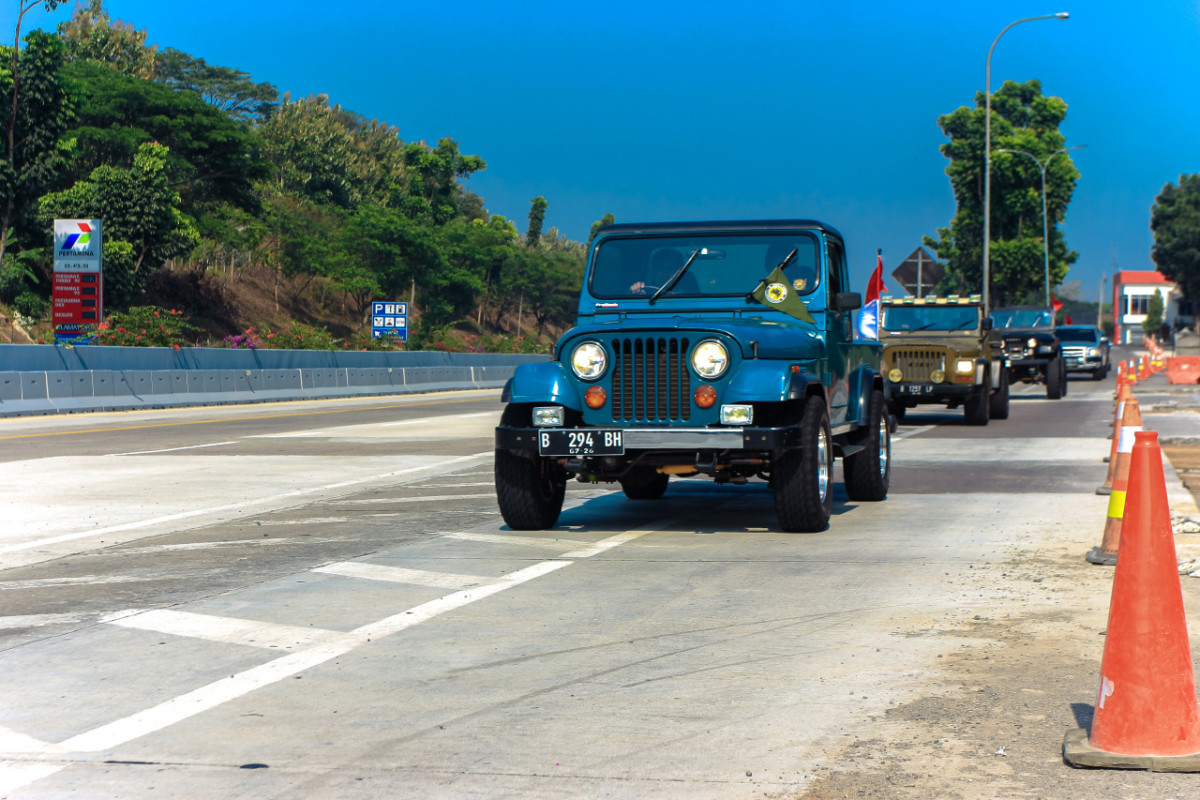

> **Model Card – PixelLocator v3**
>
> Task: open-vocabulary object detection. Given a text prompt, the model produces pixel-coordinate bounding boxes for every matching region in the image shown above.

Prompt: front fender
[505,361,584,410]
[725,360,820,402]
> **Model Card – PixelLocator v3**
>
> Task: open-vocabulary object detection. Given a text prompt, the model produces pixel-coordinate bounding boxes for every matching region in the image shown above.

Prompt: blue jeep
[494,220,890,532]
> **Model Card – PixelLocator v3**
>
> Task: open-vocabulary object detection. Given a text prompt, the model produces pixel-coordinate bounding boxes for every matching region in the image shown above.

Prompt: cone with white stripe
[1098,378,1133,493]
[1087,397,1142,565]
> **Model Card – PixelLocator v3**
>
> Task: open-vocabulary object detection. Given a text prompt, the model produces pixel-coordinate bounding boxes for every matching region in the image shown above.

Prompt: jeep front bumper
[495,425,800,455]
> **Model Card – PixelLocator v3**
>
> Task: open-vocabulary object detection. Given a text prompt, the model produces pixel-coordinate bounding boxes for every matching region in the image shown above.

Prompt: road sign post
[371,301,407,342]
[52,219,103,343]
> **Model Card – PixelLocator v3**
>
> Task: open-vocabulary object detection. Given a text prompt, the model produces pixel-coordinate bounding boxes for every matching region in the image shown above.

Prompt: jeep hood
[558,316,826,361]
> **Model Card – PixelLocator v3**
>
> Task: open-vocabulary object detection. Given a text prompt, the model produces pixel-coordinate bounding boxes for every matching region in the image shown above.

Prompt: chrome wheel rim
[878,416,890,479]
[817,426,830,501]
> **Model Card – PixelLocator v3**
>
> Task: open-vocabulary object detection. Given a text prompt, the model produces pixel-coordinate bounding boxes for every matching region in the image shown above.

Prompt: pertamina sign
[54,219,103,272]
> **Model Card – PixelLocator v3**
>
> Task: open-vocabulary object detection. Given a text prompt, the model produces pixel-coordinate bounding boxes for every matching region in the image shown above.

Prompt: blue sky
[9,1,1200,301]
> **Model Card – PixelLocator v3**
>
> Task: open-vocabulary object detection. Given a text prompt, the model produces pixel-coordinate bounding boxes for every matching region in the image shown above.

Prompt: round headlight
[930,369,945,383]
[888,368,903,382]
[570,341,607,380]
[691,340,730,379]
[1026,337,1038,349]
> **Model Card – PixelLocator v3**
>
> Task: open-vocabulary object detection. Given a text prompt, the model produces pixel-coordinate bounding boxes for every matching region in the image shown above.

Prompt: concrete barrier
[0,344,548,417]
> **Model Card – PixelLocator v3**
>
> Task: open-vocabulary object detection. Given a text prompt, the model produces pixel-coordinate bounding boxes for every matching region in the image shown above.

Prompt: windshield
[589,233,821,299]
[880,305,980,332]
[1055,328,1101,343]
[991,309,1053,328]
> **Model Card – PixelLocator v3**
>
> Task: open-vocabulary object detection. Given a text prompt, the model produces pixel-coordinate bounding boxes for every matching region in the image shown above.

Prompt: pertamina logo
[61,222,94,253]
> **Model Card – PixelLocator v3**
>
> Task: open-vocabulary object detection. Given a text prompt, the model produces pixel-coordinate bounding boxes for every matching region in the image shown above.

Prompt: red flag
[1051,294,1064,315]
[865,251,887,304]
[856,251,888,339]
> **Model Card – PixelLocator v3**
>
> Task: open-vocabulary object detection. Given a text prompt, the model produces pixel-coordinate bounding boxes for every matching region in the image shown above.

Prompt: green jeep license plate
[538,429,625,456]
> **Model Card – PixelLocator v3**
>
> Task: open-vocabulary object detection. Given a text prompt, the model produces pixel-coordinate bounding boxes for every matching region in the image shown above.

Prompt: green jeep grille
[888,348,947,382]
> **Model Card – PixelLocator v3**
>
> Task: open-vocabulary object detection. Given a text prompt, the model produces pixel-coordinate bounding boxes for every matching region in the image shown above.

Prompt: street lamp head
[1055,12,1069,19]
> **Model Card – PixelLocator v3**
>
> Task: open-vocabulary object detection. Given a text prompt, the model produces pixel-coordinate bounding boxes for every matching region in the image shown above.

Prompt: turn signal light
[694,385,717,409]
[584,386,607,409]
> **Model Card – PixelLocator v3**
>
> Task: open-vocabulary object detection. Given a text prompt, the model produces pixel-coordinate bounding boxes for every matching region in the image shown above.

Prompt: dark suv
[494,219,890,533]
[990,306,1066,399]
[1055,325,1110,380]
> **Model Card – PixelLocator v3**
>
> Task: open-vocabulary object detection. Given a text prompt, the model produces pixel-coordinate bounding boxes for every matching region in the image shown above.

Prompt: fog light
[584,386,607,409]
[720,404,753,425]
[533,406,563,426]
[930,369,944,383]
[695,385,717,409]
[888,368,903,382]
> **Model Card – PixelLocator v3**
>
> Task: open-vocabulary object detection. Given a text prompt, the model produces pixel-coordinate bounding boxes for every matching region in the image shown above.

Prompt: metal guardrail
[0,344,548,417]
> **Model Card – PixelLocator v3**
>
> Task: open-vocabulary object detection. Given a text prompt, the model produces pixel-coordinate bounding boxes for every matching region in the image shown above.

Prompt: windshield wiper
[650,248,703,304]
[745,247,798,301]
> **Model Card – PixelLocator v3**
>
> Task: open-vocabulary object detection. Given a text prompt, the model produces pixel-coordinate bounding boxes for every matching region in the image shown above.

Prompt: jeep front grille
[1004,338,1032,359]
[889,348,946,382]
[610,336,692,422]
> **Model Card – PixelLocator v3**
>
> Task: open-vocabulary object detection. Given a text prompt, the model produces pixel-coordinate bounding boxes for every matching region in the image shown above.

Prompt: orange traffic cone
[1139,354,1151,380]
[1097,380,1133,493]
[1065,430,1200,770]
[1087,397,1142,563]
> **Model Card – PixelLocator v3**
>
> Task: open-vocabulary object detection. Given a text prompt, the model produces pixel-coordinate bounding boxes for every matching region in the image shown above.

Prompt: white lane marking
[106,441,237,457]
[440,531,589,549]
[0,613,95,629]
[0,725,65,754]
[558,530,657,558]
[415,482,495,488]
[63,561,573,753]
[0,576,146,590]
[313,562,488,588]
[382,411,497,427]
[892,425,935,440]
[0,763,65,795]
[0,453,491,556]
[328,493,497,505]
[104,609,353,650]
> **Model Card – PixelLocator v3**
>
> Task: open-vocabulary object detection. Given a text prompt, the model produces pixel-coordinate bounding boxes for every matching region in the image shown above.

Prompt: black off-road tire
[989,364,1010,420]
[772,396,834,532]
[494,405,567,530]
[888,400,906,422]
[1046,357,1065,400]
[620,468,669,500]
[964,382,990,426]
[844,389,890,502]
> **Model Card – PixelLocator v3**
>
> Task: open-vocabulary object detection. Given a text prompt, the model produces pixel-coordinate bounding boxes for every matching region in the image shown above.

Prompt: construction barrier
[1167,356,1200,385]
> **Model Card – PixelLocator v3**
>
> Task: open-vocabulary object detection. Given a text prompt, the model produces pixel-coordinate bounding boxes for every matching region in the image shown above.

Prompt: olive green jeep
[879,295,1009,425]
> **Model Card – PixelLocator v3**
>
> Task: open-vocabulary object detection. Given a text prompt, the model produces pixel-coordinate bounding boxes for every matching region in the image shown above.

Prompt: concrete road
[1,378,1198,798]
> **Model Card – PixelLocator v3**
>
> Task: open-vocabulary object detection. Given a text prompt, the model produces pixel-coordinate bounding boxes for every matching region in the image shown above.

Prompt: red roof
[1114,270,1172,284]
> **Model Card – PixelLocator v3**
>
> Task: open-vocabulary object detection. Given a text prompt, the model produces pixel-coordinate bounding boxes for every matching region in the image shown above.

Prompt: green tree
[57,0,156,79]
[154,47,277,122]
[0,23,72,268]
[258,93,404,209]
[1151,173,1200,330]
[60,60,268,214]
[587,212,615,250]
[260,193,347,304]
[526,195,547,248]
[924,79,1080,307]
[1143,290,1164,338]
[399,137,485,224]
[39,141,201,306]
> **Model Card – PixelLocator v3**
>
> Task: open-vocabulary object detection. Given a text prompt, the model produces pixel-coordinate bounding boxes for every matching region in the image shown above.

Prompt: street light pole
[982,11,1069,311]
[995,145,1086,306]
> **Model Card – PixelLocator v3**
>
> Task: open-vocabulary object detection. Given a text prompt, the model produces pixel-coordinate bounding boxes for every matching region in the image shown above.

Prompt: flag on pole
[1051,294,1064,316]
[856,250,887,339]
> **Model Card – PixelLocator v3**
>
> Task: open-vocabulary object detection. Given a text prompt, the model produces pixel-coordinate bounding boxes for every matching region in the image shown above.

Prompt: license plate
[902,384,932,395]
[538,429,625,456]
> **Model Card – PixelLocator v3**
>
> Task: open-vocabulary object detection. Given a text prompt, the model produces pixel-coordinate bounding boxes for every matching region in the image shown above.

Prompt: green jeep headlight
[956,359,974,374]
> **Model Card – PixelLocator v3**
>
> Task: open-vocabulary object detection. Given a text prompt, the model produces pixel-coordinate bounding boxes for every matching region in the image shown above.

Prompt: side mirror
[981,318,993,331]
[834,292,861,311]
